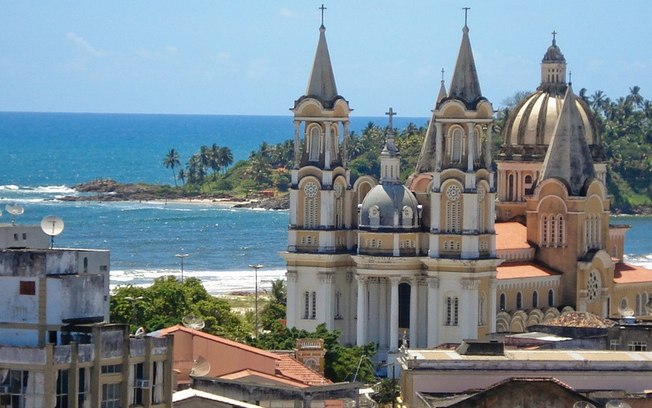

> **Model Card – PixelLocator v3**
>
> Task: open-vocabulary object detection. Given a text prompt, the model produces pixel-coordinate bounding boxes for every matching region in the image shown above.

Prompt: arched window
[516,292,523,310]
[303,181,319,228]
[445,184,462,233]
[541,214,549,246]
[402,206,413,226]
[308,126,321,162]
[499,293,506,311]
[445,296,459,326]
[311,291,317,319]
[369,205,380,227]
[477,185,486,233]
[334,183,344,228]
[451,128,463,162]
[556,215,565,246]
[620,297,629,312]
[508,174,515,201]
[303,291,310,319]
[548,289,554,307]
[478,293,485,326]
[532,291,539,308]
[636,294,642,315]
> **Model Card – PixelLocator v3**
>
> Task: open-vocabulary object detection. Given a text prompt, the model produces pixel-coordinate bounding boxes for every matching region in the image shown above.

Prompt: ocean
[1,112,651,294]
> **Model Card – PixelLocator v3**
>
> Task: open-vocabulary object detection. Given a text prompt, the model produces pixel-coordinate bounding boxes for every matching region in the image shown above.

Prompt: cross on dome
[385,107,397,129]
[319,4,327,27]
[552,30,557,45]
[441,68,445,81]
[463,7,470,27]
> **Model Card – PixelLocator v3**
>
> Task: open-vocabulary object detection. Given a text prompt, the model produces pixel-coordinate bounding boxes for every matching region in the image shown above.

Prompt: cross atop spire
[385,107,397,129]
[551,30,557,45]
[568,70,572,85]
[441,68,445,82]
[463,7,470,28]
[319,4,327,27]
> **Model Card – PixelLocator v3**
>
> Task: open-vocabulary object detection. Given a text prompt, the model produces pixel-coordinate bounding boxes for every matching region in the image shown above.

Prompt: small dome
[359,184,420,230]
[542,43,565,63]
[501,91,598,159]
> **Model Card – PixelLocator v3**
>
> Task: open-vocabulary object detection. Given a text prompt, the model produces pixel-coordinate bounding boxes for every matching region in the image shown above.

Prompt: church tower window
[303,291,310,319]
[451,128,463,163]
[311,291,317,319]
[556,215,565,246]
[532,291,539,308]
[445,296,459,326]
[445,185,462,233]
[303,182,319,228]
[499,293,506,311]
[478,293,486,326]
[516,292,523,309]
[541,214,549,246]
[477,185,487,233]
[548,289,555,307]
[308,126,321,162]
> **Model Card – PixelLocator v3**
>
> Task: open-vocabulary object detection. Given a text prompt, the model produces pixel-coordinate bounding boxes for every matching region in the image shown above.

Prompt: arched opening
[508,173,515,201]
[398,283,411,331]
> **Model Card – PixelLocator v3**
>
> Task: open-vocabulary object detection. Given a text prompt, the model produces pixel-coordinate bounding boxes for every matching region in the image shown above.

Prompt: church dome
[502,91,598,160]
[542,42,565,63]
[359,183,420,230]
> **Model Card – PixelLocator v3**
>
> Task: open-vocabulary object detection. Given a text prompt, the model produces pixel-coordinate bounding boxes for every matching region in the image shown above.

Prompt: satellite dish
[617,307,634,317]
[190,355,211,377]
[573,402,597,408]
[606,400,632,408]
[182,314,205,331]
[40,216,64,248]
[134,327,146,338]
[5,204,24,225]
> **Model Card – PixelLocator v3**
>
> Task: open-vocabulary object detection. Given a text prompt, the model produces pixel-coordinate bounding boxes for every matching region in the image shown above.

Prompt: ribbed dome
[543,43,565,63]
[359,184,420,230]
[502,91,598,159]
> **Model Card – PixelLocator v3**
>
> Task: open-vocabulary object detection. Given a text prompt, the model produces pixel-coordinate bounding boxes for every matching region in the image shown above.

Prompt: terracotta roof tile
[219,368,309,388]
[152,325,280,360]
[274,353,331,386]
[497,262,560,280]
[614,263,652,284]
[542,311,615,328]
[495,222,532,250]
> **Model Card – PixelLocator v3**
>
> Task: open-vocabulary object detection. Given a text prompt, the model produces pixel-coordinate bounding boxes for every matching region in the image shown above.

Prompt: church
[281,13,652,362]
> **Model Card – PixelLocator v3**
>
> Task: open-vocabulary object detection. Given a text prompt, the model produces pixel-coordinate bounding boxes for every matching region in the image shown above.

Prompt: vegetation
[158,87,651,212]
[111,277,377,384]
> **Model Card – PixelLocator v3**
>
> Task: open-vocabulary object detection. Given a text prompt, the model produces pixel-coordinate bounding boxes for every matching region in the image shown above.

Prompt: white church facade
[282,12,652,362]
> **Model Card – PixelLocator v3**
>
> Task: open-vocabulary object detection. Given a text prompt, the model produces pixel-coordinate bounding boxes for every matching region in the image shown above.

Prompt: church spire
[448,9,482,106]
[380,107,401,184]
[436,68,448,104]
[539,83,595,195]
[305,6,338,106]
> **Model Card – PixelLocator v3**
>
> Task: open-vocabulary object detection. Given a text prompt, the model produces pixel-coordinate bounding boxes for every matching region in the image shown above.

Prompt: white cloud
[279,8,297,18]
[66,32,109,57]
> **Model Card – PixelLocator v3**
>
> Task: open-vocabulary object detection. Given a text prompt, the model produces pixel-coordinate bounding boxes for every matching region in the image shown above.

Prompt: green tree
[111,276,248,341]
[217,146,234,173]
[163,148,181,187]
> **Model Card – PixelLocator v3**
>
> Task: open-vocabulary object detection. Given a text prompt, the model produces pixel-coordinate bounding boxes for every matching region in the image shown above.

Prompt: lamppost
[125,296,143,331]
[175,253,190,282]
[248,263,263,339]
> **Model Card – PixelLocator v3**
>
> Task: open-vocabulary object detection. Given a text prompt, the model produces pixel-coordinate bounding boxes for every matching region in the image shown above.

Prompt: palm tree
[217,146,233,173]
[177,169,186,186]
[163,148,181,187]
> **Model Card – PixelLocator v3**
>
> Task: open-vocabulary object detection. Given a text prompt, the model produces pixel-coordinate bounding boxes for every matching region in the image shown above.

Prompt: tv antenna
[182,314,205,331]
[189,355,211,377]
[40,216,64,249]
[5,204,24,225]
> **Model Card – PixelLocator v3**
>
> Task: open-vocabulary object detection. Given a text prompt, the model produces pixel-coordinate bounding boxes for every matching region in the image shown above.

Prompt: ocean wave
[0,185,20,191]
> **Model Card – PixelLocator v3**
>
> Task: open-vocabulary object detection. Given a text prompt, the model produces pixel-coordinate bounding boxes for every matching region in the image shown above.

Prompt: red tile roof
[154,324,280,360]
[274,353,331,386]
[497,262,560,280]
[614,263,652,284]
[495,222,531,250]
[219,368,310,388]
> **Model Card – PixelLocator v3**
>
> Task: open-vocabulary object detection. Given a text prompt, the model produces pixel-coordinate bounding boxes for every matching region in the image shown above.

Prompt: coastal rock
[233,194,289,210]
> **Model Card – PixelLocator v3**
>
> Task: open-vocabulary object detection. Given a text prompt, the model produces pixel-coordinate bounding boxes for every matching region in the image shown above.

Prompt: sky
[1,1,652,117]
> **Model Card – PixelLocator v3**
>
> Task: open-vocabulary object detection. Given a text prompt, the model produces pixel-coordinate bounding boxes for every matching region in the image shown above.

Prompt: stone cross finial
[319,4,327,27]
[441,68,445,82]
[463,7,470,27]
[552,30,557,45]
[568,70,572,85]
[385,107,397,129]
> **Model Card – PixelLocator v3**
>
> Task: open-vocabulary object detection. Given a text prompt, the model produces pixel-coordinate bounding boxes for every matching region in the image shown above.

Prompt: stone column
[319,272,334,329]
[389,277,400,351]
[426,277,439,347]
[356,275,367,346]
[461,278,480,339]
[485,124,493,169]
[293,120,301,169]
[378,278,388,349]
[324,120,332,169]
[409,277,419,348]
[435,122,443,171]
[343,121,350,167]
[286,271,297,328]
[466,123,475,172]
[489,278,497,333]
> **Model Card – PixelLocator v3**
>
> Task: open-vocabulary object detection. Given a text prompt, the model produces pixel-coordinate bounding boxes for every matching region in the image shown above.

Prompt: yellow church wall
[613,284,652,317]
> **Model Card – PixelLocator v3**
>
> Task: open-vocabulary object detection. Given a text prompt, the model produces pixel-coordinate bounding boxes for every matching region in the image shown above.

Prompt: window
[499,293,506,311]
[445,296,459,326]
[151,362,164,404]
[628,341,647,351]
[610,339,621,350]
[478,294,485,326]
[541,215,549,246]
[19,281,36,295]
[532,291,539,308]
[132,363,145,406]
[548,289,555,307]
[303,181,319,228]
[445,185,462,233]
[335,291,342,319]
[477,185,487,233]
[303,291,310,319]
[78,367,90,408]
[621,297,629,311]
[1,370,36,408]
[101,383,121,408]
[516,292,523,310]
[451,128,463,162]
[101,365,122,374]
[308,126,320,162]
[56,369,69,408]
[311,291,317,319]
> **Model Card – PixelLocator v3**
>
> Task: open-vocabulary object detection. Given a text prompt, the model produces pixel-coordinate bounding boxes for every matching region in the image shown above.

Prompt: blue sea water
[0,112,651,294]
